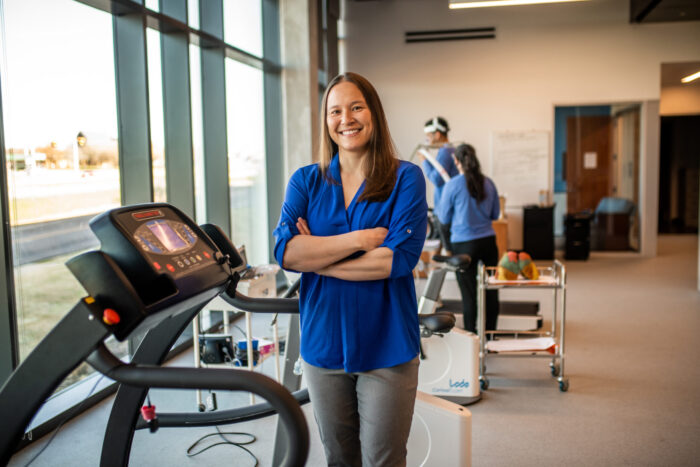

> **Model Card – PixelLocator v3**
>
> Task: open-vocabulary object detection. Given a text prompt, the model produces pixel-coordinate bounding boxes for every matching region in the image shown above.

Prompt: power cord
[23,373,106,467]
[186,426,258,466]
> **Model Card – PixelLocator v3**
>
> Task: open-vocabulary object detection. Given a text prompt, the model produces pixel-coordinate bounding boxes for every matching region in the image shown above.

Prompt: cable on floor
[186,426,258,466]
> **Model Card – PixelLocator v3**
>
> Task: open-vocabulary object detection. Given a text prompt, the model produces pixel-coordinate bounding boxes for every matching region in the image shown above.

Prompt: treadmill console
[121,208,216,278]
[68,203,243,340]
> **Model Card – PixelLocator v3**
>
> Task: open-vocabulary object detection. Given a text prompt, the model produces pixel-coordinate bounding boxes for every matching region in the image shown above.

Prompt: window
[223,0,263,58]
[1,0,121,377]
[190,43,207,224]
[225,59,267,265]
[147,27,166,203]
[0,0,282,441]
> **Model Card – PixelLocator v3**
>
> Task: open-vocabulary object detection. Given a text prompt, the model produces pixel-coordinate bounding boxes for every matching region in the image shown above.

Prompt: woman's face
[326,81,373,157]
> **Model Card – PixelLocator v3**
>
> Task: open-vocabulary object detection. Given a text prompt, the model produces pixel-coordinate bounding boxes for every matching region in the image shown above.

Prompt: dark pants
[451,235,499,333]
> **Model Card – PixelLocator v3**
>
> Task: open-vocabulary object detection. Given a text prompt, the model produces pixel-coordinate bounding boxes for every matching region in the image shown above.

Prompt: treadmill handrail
[87,344,308,467]
[222,291,299,314]
[135,388,310,429]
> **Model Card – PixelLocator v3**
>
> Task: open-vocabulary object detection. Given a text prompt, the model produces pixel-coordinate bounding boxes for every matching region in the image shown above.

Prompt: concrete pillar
[280,0,321,179]
[640,100,660,258]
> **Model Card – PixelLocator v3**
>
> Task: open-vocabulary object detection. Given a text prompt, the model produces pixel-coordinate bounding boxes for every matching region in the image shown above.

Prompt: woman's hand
[296,217,387,251]
[357,227,388,251]
[296,217,311,235]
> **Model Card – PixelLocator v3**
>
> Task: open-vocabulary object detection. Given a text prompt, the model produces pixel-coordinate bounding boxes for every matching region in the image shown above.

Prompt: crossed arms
[282,218,393,281]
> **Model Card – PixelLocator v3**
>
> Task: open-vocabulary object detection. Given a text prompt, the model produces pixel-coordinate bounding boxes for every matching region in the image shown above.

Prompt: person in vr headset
[419,116,459,207]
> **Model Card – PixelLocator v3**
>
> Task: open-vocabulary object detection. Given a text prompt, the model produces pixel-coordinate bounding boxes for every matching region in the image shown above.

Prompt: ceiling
[661,62,700,88]
[350,0,700,23]
[631,0,700,23]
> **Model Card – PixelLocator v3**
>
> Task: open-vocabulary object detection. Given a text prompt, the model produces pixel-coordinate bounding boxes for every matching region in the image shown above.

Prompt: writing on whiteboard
[491,130,549,207]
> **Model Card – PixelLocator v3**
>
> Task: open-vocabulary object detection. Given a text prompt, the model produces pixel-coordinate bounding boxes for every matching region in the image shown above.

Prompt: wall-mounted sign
[584,151,597,169]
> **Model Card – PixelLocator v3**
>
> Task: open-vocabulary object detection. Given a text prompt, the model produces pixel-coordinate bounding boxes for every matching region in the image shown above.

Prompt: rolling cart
[477,260,569,392]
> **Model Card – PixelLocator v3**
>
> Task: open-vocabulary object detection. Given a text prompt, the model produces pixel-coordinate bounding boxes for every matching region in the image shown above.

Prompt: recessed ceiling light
[681,71,700,84]
[449,0,588,9]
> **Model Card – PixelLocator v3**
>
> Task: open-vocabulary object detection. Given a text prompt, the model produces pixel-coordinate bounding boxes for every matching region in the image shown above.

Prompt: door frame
[552,100,659,257]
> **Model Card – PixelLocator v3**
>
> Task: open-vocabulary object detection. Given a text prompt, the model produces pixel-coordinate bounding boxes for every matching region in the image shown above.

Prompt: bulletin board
[491,130,550,207]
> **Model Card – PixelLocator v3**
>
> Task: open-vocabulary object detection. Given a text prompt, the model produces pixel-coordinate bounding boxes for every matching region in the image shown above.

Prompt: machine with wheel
[0,203,309,467]
[417,254,481,405]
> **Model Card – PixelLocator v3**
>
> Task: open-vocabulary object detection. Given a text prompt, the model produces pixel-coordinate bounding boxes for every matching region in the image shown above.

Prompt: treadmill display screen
[147,221,187,252]
[134,219,196,254]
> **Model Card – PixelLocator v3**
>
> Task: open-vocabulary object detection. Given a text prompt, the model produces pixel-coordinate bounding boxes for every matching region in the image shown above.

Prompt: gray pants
[303,357,419,467]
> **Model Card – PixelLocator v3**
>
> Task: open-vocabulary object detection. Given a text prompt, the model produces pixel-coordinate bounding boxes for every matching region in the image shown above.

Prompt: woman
[435,143,500,333]
[273,72,427,466]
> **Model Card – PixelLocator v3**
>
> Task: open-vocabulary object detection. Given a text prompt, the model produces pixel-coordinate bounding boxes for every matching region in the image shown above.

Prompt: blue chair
[592,197,635,250]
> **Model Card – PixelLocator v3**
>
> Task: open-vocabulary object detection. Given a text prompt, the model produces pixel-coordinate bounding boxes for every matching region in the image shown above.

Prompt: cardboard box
[237,265,279,298]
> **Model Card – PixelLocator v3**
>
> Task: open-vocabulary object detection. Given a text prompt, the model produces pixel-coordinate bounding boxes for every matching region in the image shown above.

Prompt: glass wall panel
[146,27,166,202]
[225,59,267,265]
[1,0,122,378]
[223,0,262,58]
[553,104,641,252]
[145,0,159,12]
[189,44,207,225]
[188,0,200,29]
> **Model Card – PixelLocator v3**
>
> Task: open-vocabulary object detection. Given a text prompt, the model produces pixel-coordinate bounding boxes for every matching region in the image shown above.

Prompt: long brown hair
[454,144,486,202]
[318,72,399,203]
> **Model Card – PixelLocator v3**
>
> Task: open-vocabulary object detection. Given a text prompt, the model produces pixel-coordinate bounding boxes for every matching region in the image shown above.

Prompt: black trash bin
[523,205,554,260]
[565,212,592,260]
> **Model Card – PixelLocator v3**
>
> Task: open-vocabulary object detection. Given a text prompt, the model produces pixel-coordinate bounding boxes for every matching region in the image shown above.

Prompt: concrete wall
[340,0,700,256]
[281,0,321,181]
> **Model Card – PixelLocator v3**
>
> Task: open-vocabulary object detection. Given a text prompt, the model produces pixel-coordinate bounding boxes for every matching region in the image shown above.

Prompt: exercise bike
[417,253,482,403]
[417,208,483,402]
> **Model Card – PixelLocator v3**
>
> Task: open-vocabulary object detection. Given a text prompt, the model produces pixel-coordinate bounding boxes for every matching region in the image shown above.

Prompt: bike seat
[432,254,472,269]
[418,311,456,334]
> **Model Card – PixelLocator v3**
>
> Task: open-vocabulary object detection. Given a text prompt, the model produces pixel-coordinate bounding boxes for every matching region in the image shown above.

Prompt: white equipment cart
[476,260,569,392]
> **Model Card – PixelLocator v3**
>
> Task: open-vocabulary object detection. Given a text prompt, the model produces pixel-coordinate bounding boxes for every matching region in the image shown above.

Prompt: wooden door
[566,116,613,213]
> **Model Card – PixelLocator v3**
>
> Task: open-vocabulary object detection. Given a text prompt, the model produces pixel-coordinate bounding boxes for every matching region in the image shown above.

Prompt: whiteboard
[491,130,549,207]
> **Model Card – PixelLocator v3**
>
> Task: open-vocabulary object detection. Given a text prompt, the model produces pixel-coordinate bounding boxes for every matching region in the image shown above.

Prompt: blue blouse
[273,155,427,373]
[436,175,500,243]
[421,145,458,206]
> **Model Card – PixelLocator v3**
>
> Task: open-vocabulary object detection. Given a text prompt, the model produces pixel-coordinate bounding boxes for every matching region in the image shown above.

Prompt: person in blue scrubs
[436,143,500,333]
[273,72,427,466]
[419,116,459,207]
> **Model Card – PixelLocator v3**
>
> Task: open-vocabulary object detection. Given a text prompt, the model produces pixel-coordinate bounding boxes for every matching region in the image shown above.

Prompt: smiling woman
[326,81,373,158]
[273,72,428,466]
[319,73,399,205]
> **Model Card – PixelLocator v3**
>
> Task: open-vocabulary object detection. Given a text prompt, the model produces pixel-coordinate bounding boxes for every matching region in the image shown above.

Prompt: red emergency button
[203,251,211,259]
[103,308,121,325]
[166,264,175,272]
[153,261,161,270]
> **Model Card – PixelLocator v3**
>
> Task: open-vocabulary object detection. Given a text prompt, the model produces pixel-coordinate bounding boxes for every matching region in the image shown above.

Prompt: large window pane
[225,59,267,265]
[145,0,159,12]
[1,0,121,378]
[190,43,207,225]
[188,0,200,29]
[223,0,263,58]
[146,27,166,203]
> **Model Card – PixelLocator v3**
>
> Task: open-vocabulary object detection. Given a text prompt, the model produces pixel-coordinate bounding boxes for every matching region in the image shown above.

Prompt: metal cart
[477,260,569,392]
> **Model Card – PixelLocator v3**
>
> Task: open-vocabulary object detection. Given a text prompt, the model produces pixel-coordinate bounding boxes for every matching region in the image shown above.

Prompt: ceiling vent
[405,27,496,44]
